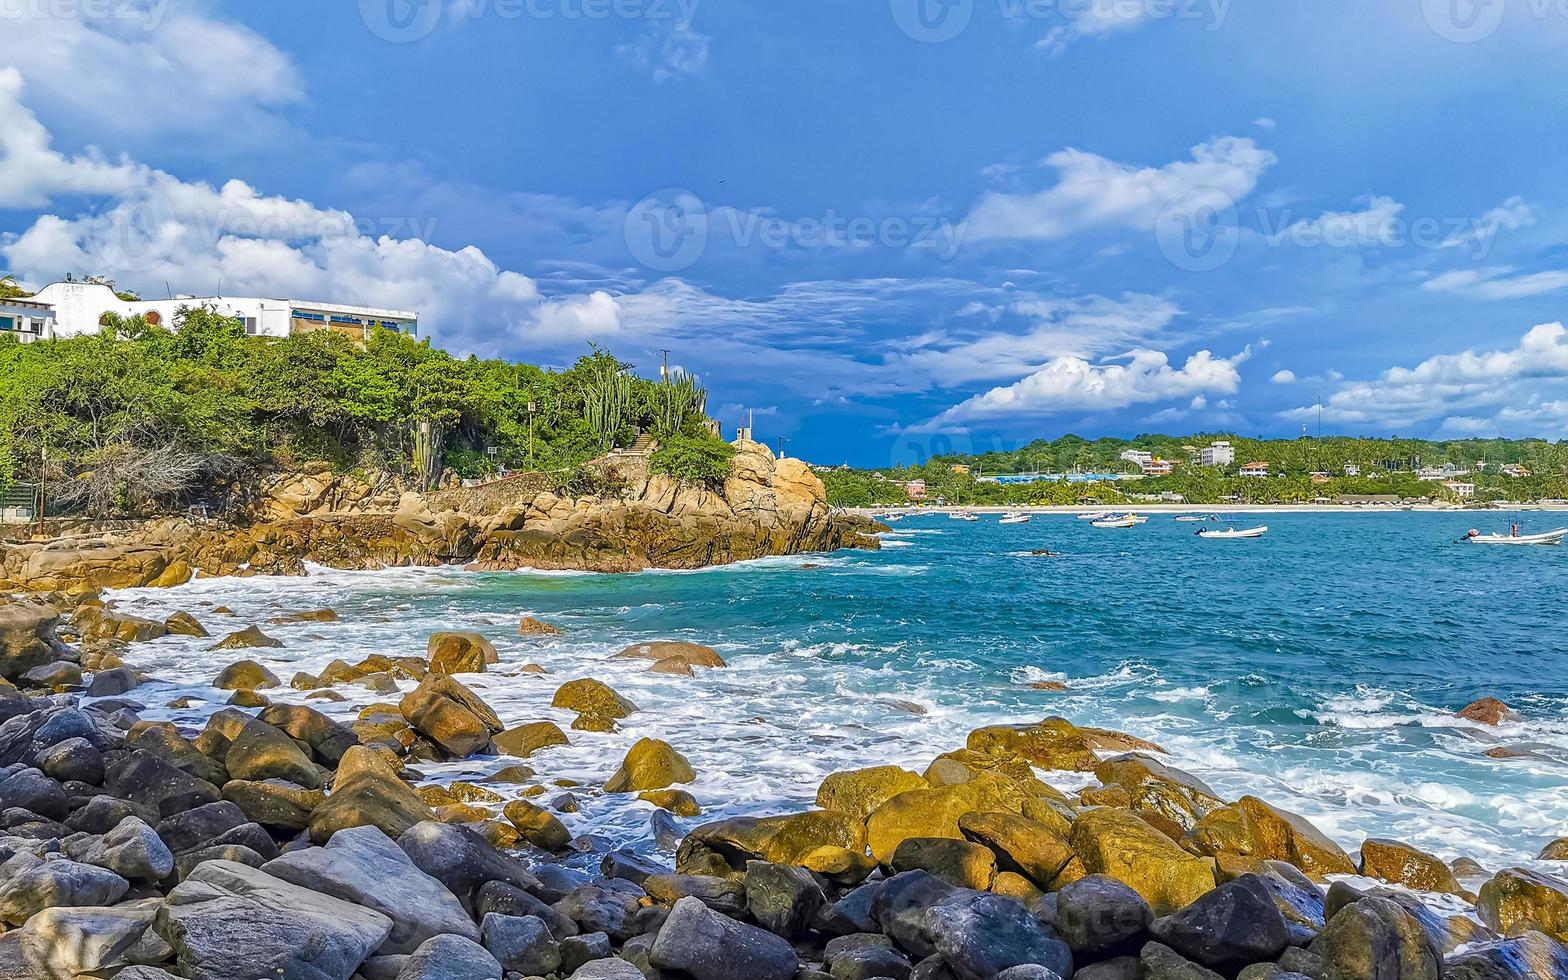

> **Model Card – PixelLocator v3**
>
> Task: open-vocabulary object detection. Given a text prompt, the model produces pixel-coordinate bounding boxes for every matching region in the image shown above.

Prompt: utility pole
[659,349,671,382]
[527,400,537,469]
[35,432,46,538]
[777,436,787,460]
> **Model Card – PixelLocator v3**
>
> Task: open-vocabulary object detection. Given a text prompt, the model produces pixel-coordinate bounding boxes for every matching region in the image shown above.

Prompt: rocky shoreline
[0,440,883,592]
[0,590,1562,980]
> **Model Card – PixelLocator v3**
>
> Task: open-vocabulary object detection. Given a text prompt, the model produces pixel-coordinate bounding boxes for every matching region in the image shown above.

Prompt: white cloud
[1035,0,1156,55]
[1270,369,1297,384]
[1422,266,1568,301]
[932,346,1250,424]
[616,23,711,82]
[0,2,300,145]
[965,137,1275,243]
[1283,323,1568,431]
[1284,195,1404,249]
[530,290,623,342]
[1253,117,1278,131]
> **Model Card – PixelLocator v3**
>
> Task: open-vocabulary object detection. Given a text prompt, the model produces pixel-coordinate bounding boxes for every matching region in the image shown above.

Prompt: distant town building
[1501,464,1532,478]
[1141,459,1174,477]
[1310,472,1333,485]
[1120,449,1154,467]
[949,464,971,475]
[1199,441,1235,468]
[904,480,927,501]
[21,278,418,343]
[1418,463,1470,481]
[1442,480,1476,499]
[1343,463,1361,477]
[1239,461,1270,478]
[0,297,55,343]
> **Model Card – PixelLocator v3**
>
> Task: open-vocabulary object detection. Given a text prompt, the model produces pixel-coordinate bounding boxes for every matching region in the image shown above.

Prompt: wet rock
[503,797,571,851]
[604,737,695,793]
[19,899,162,979]
[1458,697,1517,725]
[1442,930,1568,979]
[164,611,209,637]
[745,859,827,938]
[71,815,175,880]
[1193,796,1356,881]
[428,632,495,675]
[1308,895,1441,980]
[0,766,68,820]
[925,891,1073,980]
[0,857,129,925]
[400,674,503,758]
[477,879,579,939]
[263,824,478,955]
[223,778,324,830]
[216,712,324,788]
[154,859,392,980]
[1359,838,1462,895]
[210,626,283,651]
[1150,874,1289,973]
[87,666,141,696]
[639,787,701,816]
[559,930,612,973]
[214,659,282,691]
[651,894,799,980]
[493,720,568,758]
[1140,941,1223,980]
[1055,874,1154,959]
[1478,867,1568,942]
[397,821,541,911]
[958,810,1074,890]
[680,810,867,872]
[818,765,930,822]
[892,837,997,890]
[614,640,727,670]
[518,617,562,637]
[644,872,747,915]
[871,870,962,959]
[124,724,227,788]
[258,703,360,765]
[311,746,438,844]
[554,881,642,941]
[1070,807,1216,914]
[22,660,82,689]
[270,608,340,625]
[865,776,1024,865]
[967,717,1099,772]
[1251,861,1327,946]
[552,678,637,720]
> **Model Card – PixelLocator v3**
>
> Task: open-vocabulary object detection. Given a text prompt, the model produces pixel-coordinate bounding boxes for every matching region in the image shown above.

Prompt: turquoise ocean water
[107,511,1568,873]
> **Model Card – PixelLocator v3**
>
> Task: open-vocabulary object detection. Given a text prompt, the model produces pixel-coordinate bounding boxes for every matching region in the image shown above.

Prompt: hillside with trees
[0,306,732,517]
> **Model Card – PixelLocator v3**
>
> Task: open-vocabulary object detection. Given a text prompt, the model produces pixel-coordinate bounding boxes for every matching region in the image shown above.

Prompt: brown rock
[967,717,1099,772]
[210,626,283,651]
[865,774,1024,864]
[428,632,496,675]
[552,678,637,719]
[309,745,436,844]
[503,798,571,851]
[399,674,504,758]
[493,721,569,758]
[267,608,339,624]
[1459,697,1518,725]
[614,641,727,670]
[1069,807,1216,914]
[518,617,562,636]
[816,766,929,822]
[213,660,281,691]
[164,611,209,637]
[958,810,1075,889]
[891,837,997,890]
[1360,838,1463,895]
[640,789,702,816]
[604,738,695,793]
[1478,868,1568,943]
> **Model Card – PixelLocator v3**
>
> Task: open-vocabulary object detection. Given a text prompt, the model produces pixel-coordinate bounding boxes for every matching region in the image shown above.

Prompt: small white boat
[1175,514,1218,523]
[1466,528,1568,546]
[1091,517,1139,529]
[999,512,1030,525]
[1197,525,1269,539]
[1078,511,1112,521]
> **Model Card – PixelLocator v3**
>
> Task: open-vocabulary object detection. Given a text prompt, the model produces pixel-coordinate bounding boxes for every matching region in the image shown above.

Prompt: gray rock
[554,881,643,941]
[996,967,1066,980]
[105,968,182,980]
[1140,941,1224,980]
[477,878,579,939]
[531,861,592,902]
[747,859,827,939]
[361,953,410,980]
[18,898,162,978]
[0,857,128,925]
[651,894,800,980]
[204,820,280,860]
[156,800,247,854]
[602,849,668,886]
[569,958,647,979]
[263,824,477,955]
[87,667,141,696]
[69,816,174,881]
[65,793,153,834]
[480,912,561,975]
[174,843,267,880]
[0,767,67,821]
[825,933,914,980]
[1073,956,1143,980]
[1254,861,1327,946]
[396,933,504,979]
[1441,929,1568,979]
[923,891,1073,980]
[1307,896,1440,980]
[107,750,222,818]
[36,737,104,785]
[872,870,962,959]
[154,860,392,980]
[1150,874,1289,973]
[1056,873,1153,959]
[21,660,81,689]
[560,931,612,973]
[396,820,541,911]
[820,879,883,935]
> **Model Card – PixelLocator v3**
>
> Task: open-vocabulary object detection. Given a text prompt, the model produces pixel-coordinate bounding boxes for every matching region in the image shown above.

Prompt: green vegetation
[820,433,1568,508]
[0,275,32,300]
[0,306,731,515]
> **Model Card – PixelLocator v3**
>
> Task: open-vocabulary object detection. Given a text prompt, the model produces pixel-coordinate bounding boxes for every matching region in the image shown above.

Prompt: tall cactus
[583,363,633,451]
[654,370,707,434]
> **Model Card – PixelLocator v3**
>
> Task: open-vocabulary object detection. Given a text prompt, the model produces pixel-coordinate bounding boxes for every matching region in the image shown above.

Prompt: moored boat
[1465,527,1568,546]
[1197,525,1269,539]
[999,512,1030,524]
[1091,516,1139,529]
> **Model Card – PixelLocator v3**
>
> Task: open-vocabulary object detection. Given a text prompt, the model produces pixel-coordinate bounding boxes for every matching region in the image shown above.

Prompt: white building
[0,297,55,343]
[22,278,418,342]
[1199,441,1235,468]
[1120,449,1154,467]
[1239,461,1270,478]
[1141,458,1173,476]
[1343,463,1361,477]
[1418,464,1470,481]
[1442,480,1476,499]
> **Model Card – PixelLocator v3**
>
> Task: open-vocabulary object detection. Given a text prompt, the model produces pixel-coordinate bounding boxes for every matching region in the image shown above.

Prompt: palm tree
[0,274,31,300]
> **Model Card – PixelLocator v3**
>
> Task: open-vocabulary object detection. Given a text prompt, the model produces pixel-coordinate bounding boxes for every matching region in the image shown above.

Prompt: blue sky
[3,1,1568,465]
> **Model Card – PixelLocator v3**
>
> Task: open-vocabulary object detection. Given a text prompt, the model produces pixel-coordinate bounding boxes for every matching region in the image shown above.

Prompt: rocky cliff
[0,441,881,593]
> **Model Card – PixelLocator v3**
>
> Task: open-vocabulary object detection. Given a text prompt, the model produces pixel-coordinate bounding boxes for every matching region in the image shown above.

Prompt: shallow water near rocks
[102,511,1568,872]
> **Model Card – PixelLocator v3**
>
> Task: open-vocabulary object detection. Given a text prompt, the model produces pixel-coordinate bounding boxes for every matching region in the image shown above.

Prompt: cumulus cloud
[965,137,1276,243]
[1035,0,1157,55]
[930,346,1251,425]
[1283,323,1568,431]
[616,22,711,82]
[1270,369,1296,384]
[1283,195,1404,249]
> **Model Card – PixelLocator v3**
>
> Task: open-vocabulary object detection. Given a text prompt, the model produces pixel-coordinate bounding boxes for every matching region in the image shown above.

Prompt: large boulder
[745,860,825,939]
[865,775,1023,864]
[503,799,571,851]
[0,857,129,925]
[213,659,281,690]
[1479,868,1568,942]
[399,675,503,758]
[1192,796,1356,880]
[210,626,283,651]
[552,679,637,720]
[958,810,1074,890]
[69,815,175,881]
[604,738,695,793]
[258,703,361,765]
[396,821,541,911]
[263,825,479,955]
[212,712,323,788]
[891,838,997,891]
[428,632,496,675]
[924,891,1074,980]
[614,641,727,670]
[1149,874,1289,973]
[0,602,70,679]
[1055,874,1154,959]
[154,860,392,980]
[1308,895,1441,980]
[1442,930,1568,979]
[223,778,324,830]
[817,765,929,822]
[1458,697,1517,725]
[678,811,866,872]
[309,746,438,844]
[1359,838,1462,895]
[19,899,162,980]
[494,721,568,759]
[1069,808,1216,915]
[967,717,1099,772]
[650,895,799,980]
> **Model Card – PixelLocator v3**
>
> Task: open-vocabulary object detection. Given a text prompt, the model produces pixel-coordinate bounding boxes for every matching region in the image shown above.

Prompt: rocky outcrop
[0,442,880,592]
